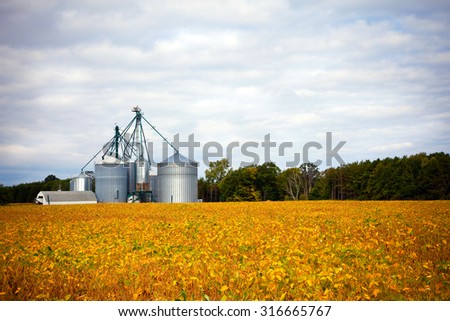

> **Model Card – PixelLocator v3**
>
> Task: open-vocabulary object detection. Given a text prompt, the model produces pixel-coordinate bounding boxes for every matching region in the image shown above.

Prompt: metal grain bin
[70,172,93,192]
[95,161,128,203]
[157,153,198,203]
[126,161,135,195]
[135,157,149,191]
[149,174,158,202]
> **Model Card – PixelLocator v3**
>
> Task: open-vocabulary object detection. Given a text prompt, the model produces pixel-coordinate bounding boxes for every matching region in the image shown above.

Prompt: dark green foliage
[197,177,209,202]
[3,153,449,204]
[44,174,59,183]
[220,166,260,201]
[0,176,71,204]
[203,159,231,202]
[199,153,450,202]
[314,153,450,200]
[216,162,283,202]
[254,162,282,201]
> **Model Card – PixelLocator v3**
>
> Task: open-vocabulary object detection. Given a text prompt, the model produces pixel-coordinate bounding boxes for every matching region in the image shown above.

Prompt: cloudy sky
[1,0,449,186]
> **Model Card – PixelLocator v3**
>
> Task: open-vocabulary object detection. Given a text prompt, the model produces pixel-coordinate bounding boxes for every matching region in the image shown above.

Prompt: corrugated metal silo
[157,152,198,203]
[95,159,128,203]
[135,157,149,191]
[70,172,93,191]
[126,161,135,195]
[149,174,158,202]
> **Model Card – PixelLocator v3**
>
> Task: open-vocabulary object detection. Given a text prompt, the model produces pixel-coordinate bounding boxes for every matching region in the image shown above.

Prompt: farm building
[35,191,97,205]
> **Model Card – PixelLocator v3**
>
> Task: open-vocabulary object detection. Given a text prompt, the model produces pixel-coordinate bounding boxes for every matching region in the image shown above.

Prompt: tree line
[198,152,450,201]
[314,152,450,200]
[0,175,70,204]
[2,152,449,204]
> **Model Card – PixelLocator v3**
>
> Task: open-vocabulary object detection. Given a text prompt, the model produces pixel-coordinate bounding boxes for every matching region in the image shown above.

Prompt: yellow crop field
[1,201,449,301]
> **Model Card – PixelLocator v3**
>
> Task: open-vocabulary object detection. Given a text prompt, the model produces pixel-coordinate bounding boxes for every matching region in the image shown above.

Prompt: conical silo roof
[158,152,198,167]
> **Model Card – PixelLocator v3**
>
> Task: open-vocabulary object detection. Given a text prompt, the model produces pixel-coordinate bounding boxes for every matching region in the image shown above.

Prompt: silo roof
[75,172,92,178]
[158,152,198,167]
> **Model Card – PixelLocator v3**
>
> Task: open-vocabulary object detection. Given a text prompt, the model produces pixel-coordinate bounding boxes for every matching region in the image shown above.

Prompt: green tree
[316,152,450,200]
[220,166,260,201]
[0,185,12,205]
[299,163,319,200]
[205,159,231,202]
[44,174,59,183]
[255,162,281,201]
[421,152,450,199]
[197,177,209,201]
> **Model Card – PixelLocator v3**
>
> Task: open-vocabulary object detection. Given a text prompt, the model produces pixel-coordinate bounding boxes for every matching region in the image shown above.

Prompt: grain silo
[126,161,136,195]
[95,157,128,203]
[135,156,149,191]
[80,106,196,203]
[157,152,198,203]
[149,174,158,202]
[70,172,93,191]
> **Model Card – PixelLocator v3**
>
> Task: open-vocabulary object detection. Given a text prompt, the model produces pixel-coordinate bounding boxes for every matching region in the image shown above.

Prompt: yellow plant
[1,201,449,300]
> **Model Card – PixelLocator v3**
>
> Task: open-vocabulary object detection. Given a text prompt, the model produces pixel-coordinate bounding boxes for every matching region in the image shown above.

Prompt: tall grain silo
[95,157,128,203]
[149,174,158,202]
[70,172,93,192]
[157,152,198,203]
[135,157,149,191]
[126,161,136,195]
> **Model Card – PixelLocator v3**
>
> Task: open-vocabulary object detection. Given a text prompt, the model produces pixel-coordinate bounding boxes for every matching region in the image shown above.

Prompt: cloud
[0,0,449,185]
[369,142,413,152]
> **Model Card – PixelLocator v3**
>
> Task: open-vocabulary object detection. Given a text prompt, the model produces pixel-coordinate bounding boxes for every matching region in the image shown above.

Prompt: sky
[0,0,449,186]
